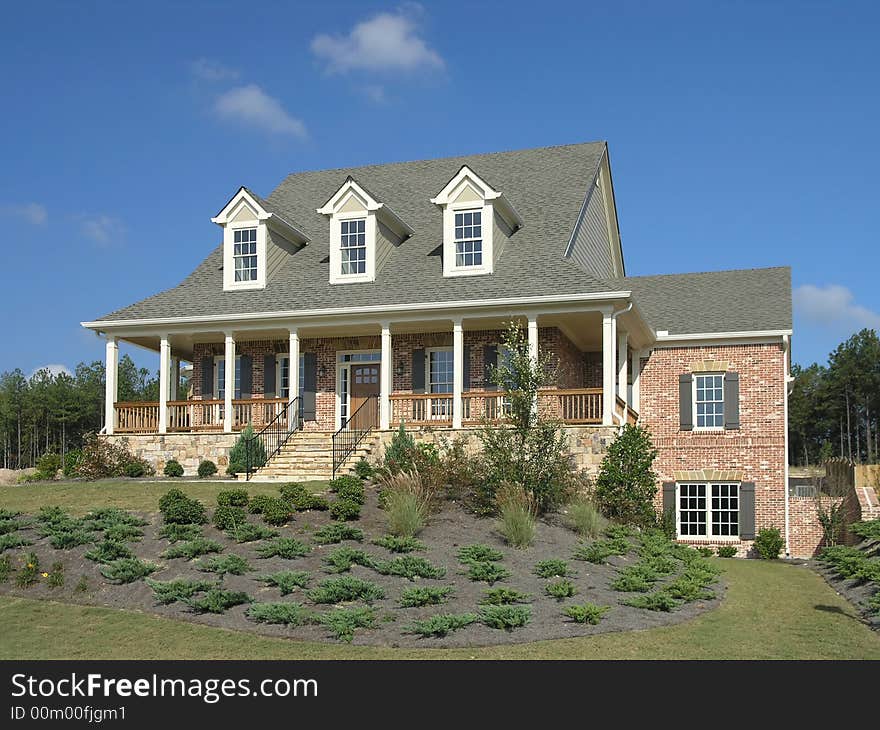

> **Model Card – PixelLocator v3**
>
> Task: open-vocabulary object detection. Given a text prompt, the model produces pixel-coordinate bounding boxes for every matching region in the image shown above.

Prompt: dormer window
[431,165,523,278]
[233,228,258,282]
[318,176,413,285]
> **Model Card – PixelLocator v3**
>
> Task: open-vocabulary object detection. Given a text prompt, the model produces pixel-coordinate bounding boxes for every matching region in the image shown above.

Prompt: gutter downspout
[610,301,634,429]
[783,334,793,557]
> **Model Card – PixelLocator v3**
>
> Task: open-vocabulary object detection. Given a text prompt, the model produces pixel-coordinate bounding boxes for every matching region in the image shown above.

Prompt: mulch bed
[810,550,880,631]
[0,488,724,647]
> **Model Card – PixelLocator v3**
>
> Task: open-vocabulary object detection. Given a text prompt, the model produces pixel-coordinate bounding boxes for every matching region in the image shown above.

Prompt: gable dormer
[431,165,523,278]
[212,187,309,292]
[317,177,412,285]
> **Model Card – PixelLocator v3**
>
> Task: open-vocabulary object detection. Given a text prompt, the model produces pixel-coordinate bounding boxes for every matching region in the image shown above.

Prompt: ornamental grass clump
[496,484,537,549]
[565,496,607,539]
[378,469,434,537]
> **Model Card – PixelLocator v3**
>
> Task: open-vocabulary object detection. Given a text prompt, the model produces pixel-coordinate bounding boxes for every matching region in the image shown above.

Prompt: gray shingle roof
[94,142,614,322]
[609,267,792,335]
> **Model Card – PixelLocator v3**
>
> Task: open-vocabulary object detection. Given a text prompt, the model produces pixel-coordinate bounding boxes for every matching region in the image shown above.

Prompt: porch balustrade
[114,397,289,434]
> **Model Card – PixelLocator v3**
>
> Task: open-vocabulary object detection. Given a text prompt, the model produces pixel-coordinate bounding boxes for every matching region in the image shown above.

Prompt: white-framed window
[233,228,258,282]
[215,356,242,400]
[277,354,305,400]
[677,482,740,538]
[427,348,453,418]
[340,218,367,275]
[694,373,724,429]
[454,209,483,268]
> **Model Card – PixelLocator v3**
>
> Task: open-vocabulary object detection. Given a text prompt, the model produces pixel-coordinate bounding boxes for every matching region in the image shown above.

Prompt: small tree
[227,424,266,474]
[594,424,659,527]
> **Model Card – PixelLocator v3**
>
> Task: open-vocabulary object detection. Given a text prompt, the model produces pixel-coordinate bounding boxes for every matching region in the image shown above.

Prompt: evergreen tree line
[789,328,880,466]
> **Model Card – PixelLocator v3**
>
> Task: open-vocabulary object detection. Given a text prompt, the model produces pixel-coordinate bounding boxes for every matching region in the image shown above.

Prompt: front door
[349,364,380,427]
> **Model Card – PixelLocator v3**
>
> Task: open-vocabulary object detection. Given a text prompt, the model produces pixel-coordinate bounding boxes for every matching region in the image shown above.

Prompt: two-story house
[82,142,797,555]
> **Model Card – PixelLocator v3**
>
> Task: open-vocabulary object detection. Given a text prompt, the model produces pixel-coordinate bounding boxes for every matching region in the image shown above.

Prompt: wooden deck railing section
[115,398,288,433]
[389,393,454,426]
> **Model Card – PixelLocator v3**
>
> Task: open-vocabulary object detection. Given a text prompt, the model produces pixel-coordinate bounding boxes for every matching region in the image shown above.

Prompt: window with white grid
[233,228,258,282]
[340,218,367,275]
[454,210,483,267]
[428,348,453,417]
[678,482,740,538]
[695,373,724,428]
[711,483,739,536]
[678,483,707,536]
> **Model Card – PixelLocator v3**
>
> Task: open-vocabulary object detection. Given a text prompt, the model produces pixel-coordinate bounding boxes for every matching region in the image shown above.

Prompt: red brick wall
[639,343,788,551]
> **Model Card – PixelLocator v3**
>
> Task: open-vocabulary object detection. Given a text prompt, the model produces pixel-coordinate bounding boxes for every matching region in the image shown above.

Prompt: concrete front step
[251,431,379,481]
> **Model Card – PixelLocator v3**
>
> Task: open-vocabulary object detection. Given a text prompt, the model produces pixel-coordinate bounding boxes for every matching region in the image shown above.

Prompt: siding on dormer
[566,178,615,279]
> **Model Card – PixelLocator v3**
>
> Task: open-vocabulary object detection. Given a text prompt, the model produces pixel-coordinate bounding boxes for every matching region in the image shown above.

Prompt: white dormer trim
[431,165,523,278]
[213,187,309,292]
[318,177,413,285]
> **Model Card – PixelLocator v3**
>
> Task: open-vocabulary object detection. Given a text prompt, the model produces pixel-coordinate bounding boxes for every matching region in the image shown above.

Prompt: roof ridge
[609,265,791,283]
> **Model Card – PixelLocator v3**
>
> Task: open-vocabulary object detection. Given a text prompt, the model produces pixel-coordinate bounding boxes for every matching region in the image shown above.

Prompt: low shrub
[0,518,26,535]
[48,529,94,549]
[371,535,425,553]
[329,498,361,522]
[159,489,207,525]
[354,459,375,480]
[75,575,88,592]
[213,505,246,531]
[35,451,62,480]
[665,576,716,602]
[545,579,578,601]
[641,554,678,576]
[564,603,610,625]
[307,576,385,604]
[248,494,274,514]
[163,460,184,478]
[330,475,366,504]
[187,588,252,614]
[496,484,537,549]
[226,523,278,543]
[162,537,223,560]
[312,523,364,544]
[63,449,82,478]
[754,527,784,560]
[103,524,143,543]
[849,520,880,541]
[316,606,376,642]
[84,507,148,531]
[623,591,680,612]
[74,434,142,481]
[407,613,478,637]
[228,424,266,473]
[0,534,33,553]
[565,497,607,539]
[478,604,531,630]
[479,587,532,605]
[457,544,504,563]
[594,424,659,527]
[198,553,251,576]
[534,559,571,578]
[717,545,738,558]
[16,553,40,587]
[256,537,311,559]
[248,602,313,627]
[609,564,662,592]
[158,523,203,543]
[261,498,293,526]
[257,571,311,595]
[100,557,158,583]
[217,489,250,507]
[323,547,377,573]
[374,555,446,581]
[695,546,714,558]
[279,483,329,512]
[572,538,630,564]
[123,461,147,478]
[84,539,134,564]
[145,578,215,605]
[197,460,218,478]
[398,586,453,607]
[0,555,10,582]
[464,561,510,585]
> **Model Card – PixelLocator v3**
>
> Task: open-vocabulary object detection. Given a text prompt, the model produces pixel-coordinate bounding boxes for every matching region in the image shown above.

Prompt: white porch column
[104,335,118,435]
[158,335,170,434]
[617,330,628,405]
[527,315,539,416]
[224,333,235,433]
[170,356,180,401]
[602,311,616,426]
[631,349,642,413]
[380,322,392,430]
[289,328,300,428]
[452,319,464,429]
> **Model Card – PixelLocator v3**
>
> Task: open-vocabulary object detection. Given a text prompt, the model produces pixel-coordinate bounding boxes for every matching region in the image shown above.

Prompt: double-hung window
[233,228,258,282]
[427,349,453,418]
[340,218,367,275]
[695,373,724,428]
[278,355,305,400]
[215,356,242,400]
[678,482,740,538]
[454,210,482,268]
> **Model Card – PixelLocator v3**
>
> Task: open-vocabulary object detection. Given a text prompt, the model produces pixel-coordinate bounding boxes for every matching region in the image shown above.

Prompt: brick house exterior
[83,142,807,554]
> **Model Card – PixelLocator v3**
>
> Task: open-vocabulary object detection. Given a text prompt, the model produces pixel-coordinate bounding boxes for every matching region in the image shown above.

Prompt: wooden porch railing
[115,398,289,433]
[389,393,454,426]
[616,395,639,426]
[114,402,160,433]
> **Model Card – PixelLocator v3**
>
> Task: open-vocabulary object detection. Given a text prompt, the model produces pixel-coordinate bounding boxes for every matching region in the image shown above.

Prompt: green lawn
[1,559,878,660]
[0,479,329,515]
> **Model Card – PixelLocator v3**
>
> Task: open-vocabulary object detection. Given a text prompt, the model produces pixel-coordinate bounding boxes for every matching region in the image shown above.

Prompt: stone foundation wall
[105,434,237,477]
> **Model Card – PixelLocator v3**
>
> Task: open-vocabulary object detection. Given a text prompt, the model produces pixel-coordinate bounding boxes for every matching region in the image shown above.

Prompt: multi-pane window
[233,228,258,282]
[695,373,724,428]
[340,218,367,275]
[278,354,306,400]
[428,349,453,417]
[454,210,483,267]
[678,483,740,538]
[215,357,242,400]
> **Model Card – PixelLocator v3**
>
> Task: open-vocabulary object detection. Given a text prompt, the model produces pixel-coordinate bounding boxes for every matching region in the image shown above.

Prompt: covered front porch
[103,307,645,437]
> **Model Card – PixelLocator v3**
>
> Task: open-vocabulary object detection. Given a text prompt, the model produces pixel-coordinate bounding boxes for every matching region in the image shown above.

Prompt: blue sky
[1,0,878,377]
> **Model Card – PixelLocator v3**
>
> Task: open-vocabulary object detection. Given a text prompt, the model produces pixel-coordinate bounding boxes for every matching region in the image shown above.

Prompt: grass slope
[2,559,878,659]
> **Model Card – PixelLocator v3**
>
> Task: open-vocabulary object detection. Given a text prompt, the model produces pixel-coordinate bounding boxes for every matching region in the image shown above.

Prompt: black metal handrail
[332,395,378,478]
[244,397,303,481]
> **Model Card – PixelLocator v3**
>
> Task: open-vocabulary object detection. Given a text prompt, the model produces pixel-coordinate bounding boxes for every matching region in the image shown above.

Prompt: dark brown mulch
[0,489,724,647]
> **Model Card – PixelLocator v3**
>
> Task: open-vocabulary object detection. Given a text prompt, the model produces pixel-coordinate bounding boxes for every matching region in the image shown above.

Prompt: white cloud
[190,57,240,82]
[794,284,880,330]
[311,6,444,74]
[1,202,47,225]
[79,214,125,246]
[29,364,73,379]
[214,84,307,138]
